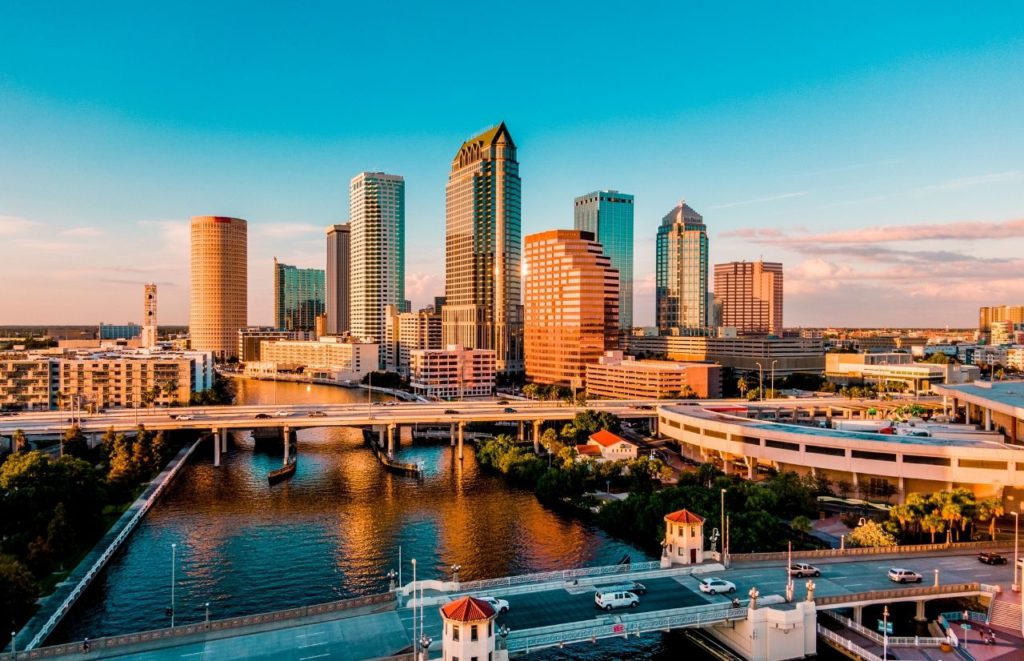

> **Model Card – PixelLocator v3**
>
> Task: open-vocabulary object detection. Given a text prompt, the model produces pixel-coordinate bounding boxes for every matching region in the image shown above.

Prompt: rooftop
[589,429,635,448]
[665,509,705,524]
[933,381,1024,415]
[439,596,495,622]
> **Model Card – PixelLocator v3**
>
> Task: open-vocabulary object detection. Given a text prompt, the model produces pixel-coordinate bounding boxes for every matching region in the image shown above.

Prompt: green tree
[62,424,89,459]
[736,376,749,399]
[12,429,28,453]
[975,497,1005,541]
[0,554,39,634]
[791,515,813,537]
[46,502,77,569]
[847,520,897,547]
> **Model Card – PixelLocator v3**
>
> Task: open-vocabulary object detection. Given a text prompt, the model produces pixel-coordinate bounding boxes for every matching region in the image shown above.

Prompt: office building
[574,190,635,330]
[979,305,1024,333]
[325,223,351,336]
[443,122,523,375]
[141,284,158,348]
[627,334,824,375]
[248,336,378,383]
[656,200,709,333]
[384,305,442,376]
[350,173,405,350]
[273,258,325,332]
[586,351,722,399]
[714,261,784,336]
[190,215,248,360]
[523,229,619,387]
[409,345,496,400]
[237,327,313,363]
[99,323,141,340]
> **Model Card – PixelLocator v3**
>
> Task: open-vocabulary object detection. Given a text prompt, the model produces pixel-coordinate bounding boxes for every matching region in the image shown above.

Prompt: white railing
[822,611,948,647]
[817,624,883,661]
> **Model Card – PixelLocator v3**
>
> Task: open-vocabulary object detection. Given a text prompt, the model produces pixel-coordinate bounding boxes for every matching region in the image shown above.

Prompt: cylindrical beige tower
[190,216,247,360]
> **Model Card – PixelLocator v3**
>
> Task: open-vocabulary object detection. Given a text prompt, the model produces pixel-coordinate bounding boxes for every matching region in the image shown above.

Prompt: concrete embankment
[8,436,203,652]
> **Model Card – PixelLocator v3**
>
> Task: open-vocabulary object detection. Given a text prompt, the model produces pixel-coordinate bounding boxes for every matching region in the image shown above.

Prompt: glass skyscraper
[273,258,325,332]
[574,190,634,331]
[656,200,709,333]
[350,172,405,344]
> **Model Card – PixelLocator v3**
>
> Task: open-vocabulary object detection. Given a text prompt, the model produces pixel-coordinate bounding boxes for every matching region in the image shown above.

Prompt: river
[54,379,740,657]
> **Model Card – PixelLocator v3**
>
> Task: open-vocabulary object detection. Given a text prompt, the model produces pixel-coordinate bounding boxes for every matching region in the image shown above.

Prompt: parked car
[478,596,510,614]
[503,407,517,413]
[698,578,736,595]
[599,581,647,596]
[308,410,327,417]
[444,409,459,415]
[255,413,271,419]
[887,567,923,583]
[978,552,1007,565]
[594,590,639,610]
[788,563,821,578]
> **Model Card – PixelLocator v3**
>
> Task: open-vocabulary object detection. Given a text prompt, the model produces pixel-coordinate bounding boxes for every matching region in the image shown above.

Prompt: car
[478,596,509,614]
[788,563,821,578]
[273,410,291,417]
[444,409,459,415]
[599,581,647,596]
[255,413,271,419]
[635,404,654,410]
[698,578,736,595]
[503,407,517,413]
[497,399,510,405]
[308,410,327,417]
[887,568,923,583]
[979,552,1008,565]
[594,590,639,610]
[176,414,194,421]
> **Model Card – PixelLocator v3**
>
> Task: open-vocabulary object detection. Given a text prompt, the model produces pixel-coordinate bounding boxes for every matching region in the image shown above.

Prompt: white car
[176,414,194,421]
[888,568,923,584]
[788,563,821,578]
[698,578,737,595]
[478,596,509,614]
[273,410,292,417]
[594,590,639,610]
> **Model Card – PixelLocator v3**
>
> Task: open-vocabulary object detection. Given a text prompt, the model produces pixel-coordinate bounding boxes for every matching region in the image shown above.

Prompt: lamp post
[170,543,177,628]
[770,360,778,399]
[204,602,210,628]
[411,558,417,654]
[418,634,432,661]
[720,488,727,566]
[754,362,764,401]
[450,563,461,584]
[882,605,889,660]
[1014,511,1020,592]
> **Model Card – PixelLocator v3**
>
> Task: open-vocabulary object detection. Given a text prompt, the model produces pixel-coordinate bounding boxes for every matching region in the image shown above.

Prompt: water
[57,379,710,657]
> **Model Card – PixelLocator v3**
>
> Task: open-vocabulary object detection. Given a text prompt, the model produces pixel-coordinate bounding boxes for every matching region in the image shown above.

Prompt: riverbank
[10,437,202,652]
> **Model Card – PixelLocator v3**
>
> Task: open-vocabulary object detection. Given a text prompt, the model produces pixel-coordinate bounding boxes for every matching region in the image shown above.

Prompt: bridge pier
[852,605,863,624]
[450,422,456,447]
[387,423,396,458]
[457,421,465,461]
[221,428,228,453]
[213,428,221,467]
[532,420,541,454]
[914,599,926,622]
[518,420,524,443]
[283,426,290,465]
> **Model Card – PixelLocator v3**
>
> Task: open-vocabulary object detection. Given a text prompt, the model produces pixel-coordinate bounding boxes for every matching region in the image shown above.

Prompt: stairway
[989,599,1022,632]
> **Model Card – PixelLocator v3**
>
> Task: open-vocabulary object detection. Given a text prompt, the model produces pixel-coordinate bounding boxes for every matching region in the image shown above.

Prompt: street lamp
[754,362,764,402]
[1013,511,1020,592]
[170,543,177,628]
[720,488,727,567]
[770,360,778,399]
[204,602,210,627]
[498,625,511,650]
[450,564,461,584]
[882,605,889,661]
[411,558,417,655]
[418,634,433,661]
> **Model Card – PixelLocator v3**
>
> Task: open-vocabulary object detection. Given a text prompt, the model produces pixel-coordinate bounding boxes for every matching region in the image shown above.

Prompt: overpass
[14,547,1011,660]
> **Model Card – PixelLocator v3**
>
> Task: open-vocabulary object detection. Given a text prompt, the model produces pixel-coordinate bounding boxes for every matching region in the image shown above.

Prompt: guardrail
[817,623,883,661]
[20,439,202,651]
[822,611,948,647]
[816,582,983,608]
[939,610,988,624]
[451,560,663,594]
[507,603,748,653]
[16,592,395,659]
[730,540,997,564]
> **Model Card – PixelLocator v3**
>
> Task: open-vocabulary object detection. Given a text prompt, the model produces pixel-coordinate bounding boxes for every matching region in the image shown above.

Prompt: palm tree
[975,497,1005,541]
[737,377,749,399]
[922,510,945,544]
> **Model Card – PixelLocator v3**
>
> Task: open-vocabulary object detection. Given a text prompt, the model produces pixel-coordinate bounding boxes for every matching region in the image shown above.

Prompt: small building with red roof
[439,595,497,661]
[661,508,706,567]
[583,429,640,461]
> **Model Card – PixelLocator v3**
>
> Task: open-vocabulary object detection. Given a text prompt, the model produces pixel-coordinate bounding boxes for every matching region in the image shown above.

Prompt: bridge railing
[817,624,883,661]
[816,582,982,608]
[729,540,996,564]
[15,592,395,660]
[451,560,664,594]
[506,603,748,653]
[822,611,949,647]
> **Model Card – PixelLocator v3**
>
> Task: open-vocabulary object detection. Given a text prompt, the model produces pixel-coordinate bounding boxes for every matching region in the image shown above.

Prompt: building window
[471,625,478,641]
[691,526,695,537]
[453,625,459,641]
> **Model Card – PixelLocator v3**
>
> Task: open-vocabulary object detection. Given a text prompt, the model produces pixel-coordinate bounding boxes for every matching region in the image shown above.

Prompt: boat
[268,458,297,485]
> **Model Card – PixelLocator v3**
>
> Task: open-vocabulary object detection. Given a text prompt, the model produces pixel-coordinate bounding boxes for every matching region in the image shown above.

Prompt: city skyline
[2,3,1023,327]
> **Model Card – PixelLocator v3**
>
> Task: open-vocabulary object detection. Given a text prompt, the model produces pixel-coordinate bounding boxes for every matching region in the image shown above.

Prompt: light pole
[170,543,177,628]
[882,605,889,660]
[418,634,433,661]
[411,558,417,655]
[720,488,727,566]
[204,602,210,627]
[770,360,778,399]
[1014,511,1020,592]
[754,362,764,402]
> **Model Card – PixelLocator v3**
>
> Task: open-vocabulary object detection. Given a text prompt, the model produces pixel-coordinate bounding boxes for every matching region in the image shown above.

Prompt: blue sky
[2,1,1023,327]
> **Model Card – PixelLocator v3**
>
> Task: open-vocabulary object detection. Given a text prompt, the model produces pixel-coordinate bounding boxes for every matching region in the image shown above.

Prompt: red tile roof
[575,444,602,456]
[665,509,705,524]
[440,596,495,622]
[588,429,635,448]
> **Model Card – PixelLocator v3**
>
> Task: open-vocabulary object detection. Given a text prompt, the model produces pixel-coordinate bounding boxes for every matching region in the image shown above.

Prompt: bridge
[12,547,1013,660]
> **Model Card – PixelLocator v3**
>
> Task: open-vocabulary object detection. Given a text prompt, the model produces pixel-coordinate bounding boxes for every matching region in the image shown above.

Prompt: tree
[12,429,28,453]
[847,520,897,548]
[791,515,812,537]
[975,497,1005,541]
[736,376,749,399]
[0,554,39,634]
[62,425,89,460]
[46,503,77,569]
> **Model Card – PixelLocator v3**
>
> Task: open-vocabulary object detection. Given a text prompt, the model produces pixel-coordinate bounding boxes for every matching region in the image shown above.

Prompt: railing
[822,612,948,647]
[730,540,998,564]
[817,624,883,661]
[939,610,988,624]
[506,602,748,653]
[16,592,395,659]
[21,439,202,651]
[816,582,983,607]
[452,560,663,594]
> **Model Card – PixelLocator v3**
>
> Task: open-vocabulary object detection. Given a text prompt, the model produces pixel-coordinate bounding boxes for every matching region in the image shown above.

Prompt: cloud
[723,216,1024,245]
[405,271,442,308]
[924,170,1024,192]
[709,191,808,210]
[59,226,104,238]
[0,216,40,235]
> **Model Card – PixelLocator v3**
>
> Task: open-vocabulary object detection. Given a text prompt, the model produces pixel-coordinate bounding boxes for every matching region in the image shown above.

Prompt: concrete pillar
[283,426,290,464]
[914,599,926,622]
[533,420,541,454]
[450,422,456,447]
[650,415,658,437]
[387,424,396,458]
[378,427,385,448]
[458,421,465,461]
[722,459,733,475]
[213,428,221,467]
[518,420,524,443]
[221,427,228,453]
[985,408,992,432]
[746,459,755,479]
[853,605,863,624]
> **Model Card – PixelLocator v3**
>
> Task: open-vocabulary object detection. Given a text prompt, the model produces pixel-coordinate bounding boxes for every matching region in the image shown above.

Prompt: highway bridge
[16,547,1010,660]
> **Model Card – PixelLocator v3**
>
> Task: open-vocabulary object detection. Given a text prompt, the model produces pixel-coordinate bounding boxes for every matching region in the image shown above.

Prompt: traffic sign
[877,620,893,634]
[962,623,972,630]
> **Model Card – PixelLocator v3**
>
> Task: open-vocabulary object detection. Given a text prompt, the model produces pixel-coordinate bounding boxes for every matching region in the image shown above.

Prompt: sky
[1,1,1023,328]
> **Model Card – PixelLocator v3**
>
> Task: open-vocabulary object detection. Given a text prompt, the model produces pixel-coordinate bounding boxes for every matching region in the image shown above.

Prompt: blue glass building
[574,190,634,330]
[274,259,325,332]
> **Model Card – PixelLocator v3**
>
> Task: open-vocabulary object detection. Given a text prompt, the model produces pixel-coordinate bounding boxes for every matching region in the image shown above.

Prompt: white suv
[594,590,639,610]
[887,567,923,583]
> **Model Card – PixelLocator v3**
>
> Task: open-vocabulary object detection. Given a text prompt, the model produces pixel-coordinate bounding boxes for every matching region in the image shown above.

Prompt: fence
[20,439,202,652]
[816,582,983,607]
[451,560,663,594]
[16,592,395,659]
[730,540,997,564]
[817,624,883,661]
[822,611,949,647]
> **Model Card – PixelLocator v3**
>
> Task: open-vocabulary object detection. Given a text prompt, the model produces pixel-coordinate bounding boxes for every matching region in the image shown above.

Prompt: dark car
[255,413,271,419]
[497,399,510,405]
[979,552,1007,565]
[503,407,516,413]
[308,410,327,417]
[635,404,654,410]
[444,409,459,415]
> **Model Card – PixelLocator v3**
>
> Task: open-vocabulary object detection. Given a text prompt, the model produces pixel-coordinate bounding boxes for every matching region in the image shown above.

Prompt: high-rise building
[189,216,247,360]
[350,173,405,351]
[384,305,442,376]
[325,223,351,335]
[656,201,708,334]
[142,283,158,348]
[273,258,325,332]
[523,229,619,387]
[713,261,784,336]
[574,190,634,330]
[979,305,1024,333]
[443,122,523,375]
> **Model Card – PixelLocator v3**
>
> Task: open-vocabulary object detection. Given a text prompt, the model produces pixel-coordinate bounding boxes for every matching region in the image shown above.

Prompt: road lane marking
[299,654,330,660]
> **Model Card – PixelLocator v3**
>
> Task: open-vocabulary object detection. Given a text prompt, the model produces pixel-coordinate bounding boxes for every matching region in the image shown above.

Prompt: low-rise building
[576,429,640,461]
[409,344,495,400]
[383,305,442,376]
[585,351,721,399]
[825,353,978,392]
[98,322,142,340]
[237,327,314,363]
[627,335,824,375]
[0,354,57,410]
[248,336,377,382]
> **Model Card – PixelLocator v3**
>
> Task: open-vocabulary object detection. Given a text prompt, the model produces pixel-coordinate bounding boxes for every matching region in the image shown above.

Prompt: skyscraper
[714,261,784,335]
[142,283,158,348]
[349,172,405,346]
[273,258,325,332]
[524,229,619,387]
[656,201,708,334]
[443,122,523,374]
[190,216,247,360]
[325,223,351,335]
[574,190,634,330]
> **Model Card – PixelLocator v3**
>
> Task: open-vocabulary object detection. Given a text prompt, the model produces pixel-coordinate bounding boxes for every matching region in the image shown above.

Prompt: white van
[594,590,639,610]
